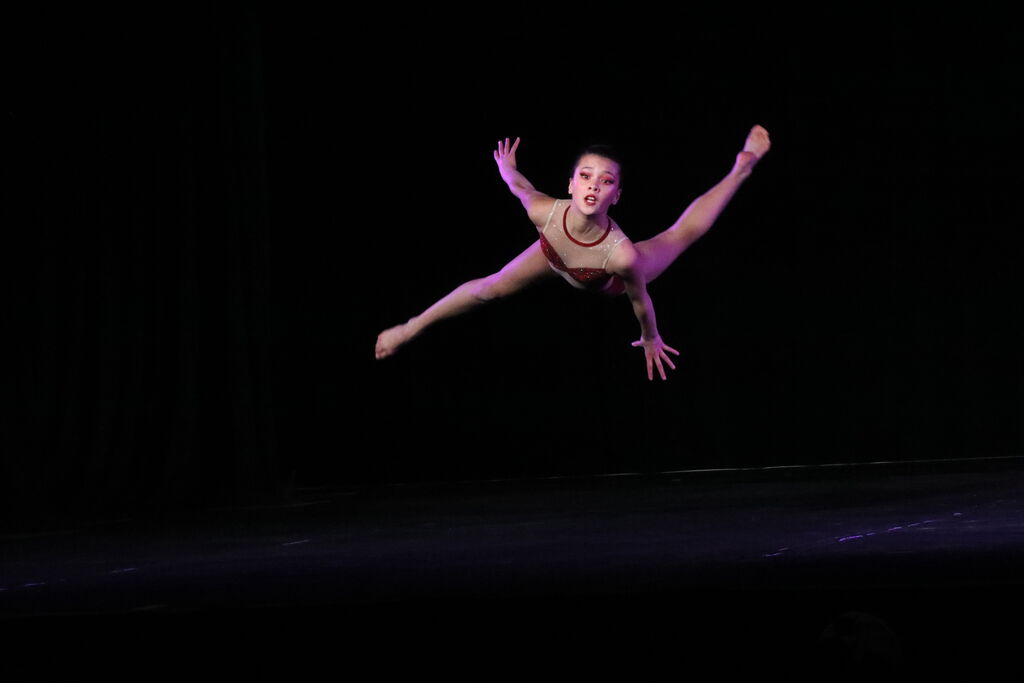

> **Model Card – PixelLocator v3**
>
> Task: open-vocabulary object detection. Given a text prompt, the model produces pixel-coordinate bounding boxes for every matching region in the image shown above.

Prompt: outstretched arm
[609,242,680,381]
[494,137,555,227]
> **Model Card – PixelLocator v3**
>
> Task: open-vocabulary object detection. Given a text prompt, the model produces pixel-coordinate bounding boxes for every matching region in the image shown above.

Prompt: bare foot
[375,323,413,359]
[744,125,771,158]
[733,125,771,175]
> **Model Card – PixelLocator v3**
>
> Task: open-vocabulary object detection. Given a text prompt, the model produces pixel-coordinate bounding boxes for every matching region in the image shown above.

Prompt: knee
[472,274,509,303]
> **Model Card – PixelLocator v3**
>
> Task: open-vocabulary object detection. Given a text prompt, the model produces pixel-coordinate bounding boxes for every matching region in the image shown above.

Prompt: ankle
[405,315,423,336]
[731,151,759,179]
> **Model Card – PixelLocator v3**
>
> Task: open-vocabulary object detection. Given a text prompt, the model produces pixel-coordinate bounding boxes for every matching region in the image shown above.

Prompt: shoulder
[526,194,559,229]
[605,236,639,276]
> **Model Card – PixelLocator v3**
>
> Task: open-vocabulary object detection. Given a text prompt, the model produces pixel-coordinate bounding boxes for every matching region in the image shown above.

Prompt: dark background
[4,7,1022,527]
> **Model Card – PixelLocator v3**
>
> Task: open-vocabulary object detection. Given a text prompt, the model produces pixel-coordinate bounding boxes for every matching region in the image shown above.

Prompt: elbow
[514,187,538,207]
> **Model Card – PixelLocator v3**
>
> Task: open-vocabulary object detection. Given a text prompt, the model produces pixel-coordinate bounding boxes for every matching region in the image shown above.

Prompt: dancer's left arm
[608,243,680,381]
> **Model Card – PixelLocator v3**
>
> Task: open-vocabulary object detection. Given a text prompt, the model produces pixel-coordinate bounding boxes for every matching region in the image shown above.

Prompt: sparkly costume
[538,199,628,296]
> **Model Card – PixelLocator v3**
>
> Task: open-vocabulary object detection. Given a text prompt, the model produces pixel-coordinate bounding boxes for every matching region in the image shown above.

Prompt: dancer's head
[569,144,623,217]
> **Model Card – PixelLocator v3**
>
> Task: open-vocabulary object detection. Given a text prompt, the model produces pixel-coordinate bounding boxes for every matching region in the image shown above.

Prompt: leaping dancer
[376,125,771,380]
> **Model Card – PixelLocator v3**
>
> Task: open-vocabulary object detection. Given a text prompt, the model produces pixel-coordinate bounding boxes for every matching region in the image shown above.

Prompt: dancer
[375,125,770,380]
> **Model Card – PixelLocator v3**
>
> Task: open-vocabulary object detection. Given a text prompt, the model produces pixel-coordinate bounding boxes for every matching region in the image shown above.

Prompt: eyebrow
[579,166,617,177]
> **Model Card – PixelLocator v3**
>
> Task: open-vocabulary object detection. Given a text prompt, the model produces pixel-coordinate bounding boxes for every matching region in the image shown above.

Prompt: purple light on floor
[765,513,964,559]
[838,518,945,544]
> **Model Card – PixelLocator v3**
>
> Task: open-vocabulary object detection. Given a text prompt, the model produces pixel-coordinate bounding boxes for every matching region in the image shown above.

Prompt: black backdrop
[5,7,1022,526]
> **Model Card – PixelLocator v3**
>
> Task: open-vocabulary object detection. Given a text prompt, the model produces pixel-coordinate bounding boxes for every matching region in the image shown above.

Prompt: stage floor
[4,458,1024,677]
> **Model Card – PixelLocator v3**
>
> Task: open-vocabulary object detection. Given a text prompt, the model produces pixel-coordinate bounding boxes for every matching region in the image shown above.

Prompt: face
[569,154,622,216]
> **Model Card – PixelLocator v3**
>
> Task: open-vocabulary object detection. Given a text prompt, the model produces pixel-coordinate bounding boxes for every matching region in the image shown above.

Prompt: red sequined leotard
[537,199,628,296]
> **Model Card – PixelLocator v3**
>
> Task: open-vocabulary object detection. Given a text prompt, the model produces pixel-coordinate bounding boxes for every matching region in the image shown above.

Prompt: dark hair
[571,144,625,186]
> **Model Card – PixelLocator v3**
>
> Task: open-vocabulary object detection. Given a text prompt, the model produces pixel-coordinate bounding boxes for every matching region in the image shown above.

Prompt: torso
[537,199,629,293]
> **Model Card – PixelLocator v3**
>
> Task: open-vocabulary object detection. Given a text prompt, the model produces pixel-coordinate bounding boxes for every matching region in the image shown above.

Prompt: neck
[566,202,609,237]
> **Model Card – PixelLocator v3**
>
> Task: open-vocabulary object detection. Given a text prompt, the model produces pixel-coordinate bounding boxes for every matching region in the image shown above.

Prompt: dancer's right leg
[375,240,555,359]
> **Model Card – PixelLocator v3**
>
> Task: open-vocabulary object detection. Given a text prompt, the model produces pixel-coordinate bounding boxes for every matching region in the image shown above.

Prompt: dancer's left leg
[635,125,770,284]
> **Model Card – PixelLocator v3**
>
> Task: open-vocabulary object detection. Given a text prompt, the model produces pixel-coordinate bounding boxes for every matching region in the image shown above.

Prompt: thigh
[633,230,691,285]
[487,239,557,295]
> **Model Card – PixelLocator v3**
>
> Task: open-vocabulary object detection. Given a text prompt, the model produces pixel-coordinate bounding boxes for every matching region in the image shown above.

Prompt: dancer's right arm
[494,137,555,227]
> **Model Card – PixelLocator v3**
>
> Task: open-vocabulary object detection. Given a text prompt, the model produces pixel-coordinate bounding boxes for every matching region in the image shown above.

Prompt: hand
[493,137,520,172]
[631,335,680,381]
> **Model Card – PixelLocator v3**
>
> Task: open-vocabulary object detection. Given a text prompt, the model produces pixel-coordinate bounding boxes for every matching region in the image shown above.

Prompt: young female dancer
[375,125,770,380]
